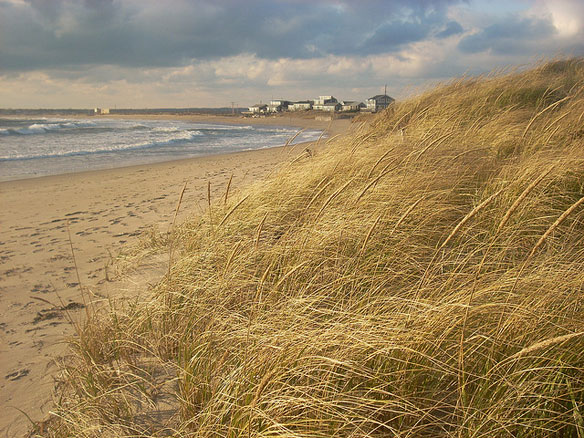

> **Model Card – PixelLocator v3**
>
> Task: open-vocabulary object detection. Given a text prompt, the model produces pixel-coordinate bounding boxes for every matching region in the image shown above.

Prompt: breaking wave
[0,129,203,161]
[0,121,98,136]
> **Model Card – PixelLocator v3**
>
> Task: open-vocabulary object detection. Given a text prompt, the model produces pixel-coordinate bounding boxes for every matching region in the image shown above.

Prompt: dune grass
[42,59,584,437]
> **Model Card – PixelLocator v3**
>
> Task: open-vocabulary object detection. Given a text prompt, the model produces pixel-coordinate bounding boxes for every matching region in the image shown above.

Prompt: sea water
[0,117,322,181]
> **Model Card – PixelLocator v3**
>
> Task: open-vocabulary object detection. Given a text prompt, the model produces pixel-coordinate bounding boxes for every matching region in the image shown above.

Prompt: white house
[249,104,268,114]
[93,108,110,115]
[289,101,313,111]
[313,95,337,106]
[313,96,338,111]
[268,99,291,112]
[321,102,341,112]
[341,101,365,112]
[365,94,395,112]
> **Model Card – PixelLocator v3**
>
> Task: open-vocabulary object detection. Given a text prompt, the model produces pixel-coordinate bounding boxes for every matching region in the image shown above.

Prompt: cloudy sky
[1,0,583,108]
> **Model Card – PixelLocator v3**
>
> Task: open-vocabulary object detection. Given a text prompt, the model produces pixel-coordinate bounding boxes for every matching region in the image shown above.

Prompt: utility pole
[384,84,387,96]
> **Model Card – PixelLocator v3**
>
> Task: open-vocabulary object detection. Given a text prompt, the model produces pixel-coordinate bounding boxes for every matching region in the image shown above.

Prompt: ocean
[0,117,322,182]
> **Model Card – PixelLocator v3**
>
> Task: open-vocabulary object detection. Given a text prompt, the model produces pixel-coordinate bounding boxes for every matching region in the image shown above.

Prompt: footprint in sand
[5,369,30,381]
[31,284,52,294]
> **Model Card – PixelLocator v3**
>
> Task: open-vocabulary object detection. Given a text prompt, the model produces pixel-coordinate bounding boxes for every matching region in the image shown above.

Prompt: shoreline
[75,112,355,132]
[0,115,353,437]
[0,138,313,185]
[0,113,351,183]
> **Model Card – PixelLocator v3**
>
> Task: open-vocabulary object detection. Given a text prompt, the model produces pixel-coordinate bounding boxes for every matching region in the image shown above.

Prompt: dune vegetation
[43,59,584,437]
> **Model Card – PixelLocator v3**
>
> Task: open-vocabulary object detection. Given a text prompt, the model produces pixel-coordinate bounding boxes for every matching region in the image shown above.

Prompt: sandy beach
[0,116,352,437]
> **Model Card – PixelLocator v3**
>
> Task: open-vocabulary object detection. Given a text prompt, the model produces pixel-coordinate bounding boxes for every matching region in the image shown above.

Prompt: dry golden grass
[42,59,584,437]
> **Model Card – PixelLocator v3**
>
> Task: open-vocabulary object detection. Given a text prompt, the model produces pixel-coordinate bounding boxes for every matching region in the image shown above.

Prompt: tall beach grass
[42,59,584,437]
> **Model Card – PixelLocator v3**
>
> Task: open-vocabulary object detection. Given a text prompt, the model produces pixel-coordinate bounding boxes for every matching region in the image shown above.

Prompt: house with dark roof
[268,99,291,113]
[313,95,338,111]
[289,101,313,111]
[321,102,341,112]
[341,101,365,112]
[366,94,395,112]
[248,103,268,114]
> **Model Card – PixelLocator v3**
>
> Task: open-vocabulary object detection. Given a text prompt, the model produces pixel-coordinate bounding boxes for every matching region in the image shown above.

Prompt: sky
[1,0,583,108]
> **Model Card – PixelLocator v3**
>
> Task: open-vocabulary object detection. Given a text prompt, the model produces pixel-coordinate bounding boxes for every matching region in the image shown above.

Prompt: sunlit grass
[44,58,584,437]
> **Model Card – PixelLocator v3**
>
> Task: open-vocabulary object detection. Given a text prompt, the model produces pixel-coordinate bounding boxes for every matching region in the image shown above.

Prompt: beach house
[313,95,338,111]
[365,94,395,112]
[268,99,291,113]
[321,102,341,112]
[288,101,313,111]
[248,104,268,114]
[246,92,393,115]
[341,101,365,112]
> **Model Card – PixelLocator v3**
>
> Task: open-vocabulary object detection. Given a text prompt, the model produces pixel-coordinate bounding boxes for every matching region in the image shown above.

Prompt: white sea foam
[152,126,181,133]
[0,128,205,160]
[18,124,49,134]
[127,130,204,150]
[2,120,98,135]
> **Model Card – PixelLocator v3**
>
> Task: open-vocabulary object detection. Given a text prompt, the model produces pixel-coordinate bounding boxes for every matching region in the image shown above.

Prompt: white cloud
[531,0,584,37]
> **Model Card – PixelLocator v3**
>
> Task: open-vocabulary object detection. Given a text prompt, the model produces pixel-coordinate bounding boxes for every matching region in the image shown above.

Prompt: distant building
[248,92,392,115]
[289,101,313,111]
[313,95,338,111]
[321,102,341,112]
[341,101,365,112]
[93,108,110,115]
[314,95,337,105]
[313,95,337,107]
[248,104,268,114]
[365,94,394,112]
[268,99,291,113]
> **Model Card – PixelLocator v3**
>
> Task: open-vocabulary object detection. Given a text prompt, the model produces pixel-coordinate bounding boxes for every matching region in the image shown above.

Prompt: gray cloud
[3,0,584,109]
[436,20,464,38]
[458,16,557,54]
[0,0,464,72]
